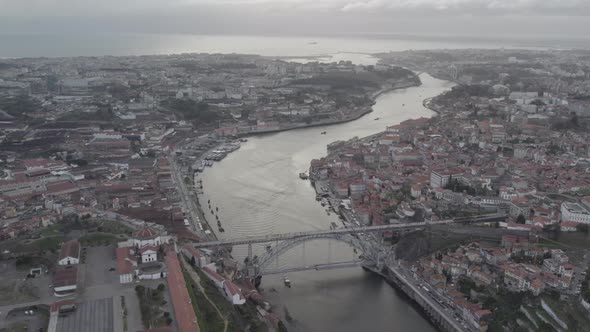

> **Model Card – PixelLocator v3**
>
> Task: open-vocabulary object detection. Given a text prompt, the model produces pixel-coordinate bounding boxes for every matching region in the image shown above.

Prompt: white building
[57,240,80,266]
[132,226,165,247]
[53,266,78,296]
[115,225,170,284]
[430,170,462,189]
[140,246,158,263]
[181,244,209,268]
[202,264,246,305]
[561,202,590,224]
[116,247,137,284]
[223,281,246,305]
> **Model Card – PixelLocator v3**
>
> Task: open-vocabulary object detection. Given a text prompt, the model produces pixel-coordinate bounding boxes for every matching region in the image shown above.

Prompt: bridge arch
[251,233,379,277]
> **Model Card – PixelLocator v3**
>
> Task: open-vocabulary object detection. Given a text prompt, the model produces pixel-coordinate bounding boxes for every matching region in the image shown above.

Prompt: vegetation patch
[79,233,122,246]
[0,281,38,306]
[182,268,224,332]
[135,284,172,329]
[162,99,225,123]
[0,321,28,332]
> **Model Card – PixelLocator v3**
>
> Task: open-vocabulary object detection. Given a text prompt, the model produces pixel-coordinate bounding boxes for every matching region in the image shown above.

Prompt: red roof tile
[46,181,78,195]
[203,266,225,283]
[164,252,199,332]
[140,245,159,254]
[134,226,159,240]
[59,240,80,261]
[182,244,201,258]
[116,247,136,274]
[53,266,78,287]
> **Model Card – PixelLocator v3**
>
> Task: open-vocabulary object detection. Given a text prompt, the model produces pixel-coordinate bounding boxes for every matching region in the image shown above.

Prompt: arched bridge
[193,220,455,278]
[193,220,453,249]
[251,231,383,278]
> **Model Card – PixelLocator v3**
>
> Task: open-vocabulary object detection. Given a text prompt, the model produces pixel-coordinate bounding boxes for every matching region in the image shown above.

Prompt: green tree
[516,214,526,224]
[576,223,589,234]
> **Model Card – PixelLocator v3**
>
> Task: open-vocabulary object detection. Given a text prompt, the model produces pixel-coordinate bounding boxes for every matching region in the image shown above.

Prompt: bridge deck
[260,260,362,276]
[193,220,455,248]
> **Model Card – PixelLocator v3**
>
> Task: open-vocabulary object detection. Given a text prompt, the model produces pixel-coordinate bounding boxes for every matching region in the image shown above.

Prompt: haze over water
[0,33,582,58]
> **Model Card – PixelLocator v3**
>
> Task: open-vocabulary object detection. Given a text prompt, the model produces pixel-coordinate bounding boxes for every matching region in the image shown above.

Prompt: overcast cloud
[2,0,590,15]
[1,0,589,38]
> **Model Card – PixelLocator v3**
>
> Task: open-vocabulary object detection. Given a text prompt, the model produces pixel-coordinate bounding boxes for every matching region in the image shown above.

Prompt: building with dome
[116,224,172,283]
[132,225,164,247]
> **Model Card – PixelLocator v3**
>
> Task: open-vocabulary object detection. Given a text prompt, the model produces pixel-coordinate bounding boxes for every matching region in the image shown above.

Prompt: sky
[1,0,590,39]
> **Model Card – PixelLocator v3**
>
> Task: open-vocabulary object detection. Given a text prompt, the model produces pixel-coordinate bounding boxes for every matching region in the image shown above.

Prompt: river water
[199,70,454,331]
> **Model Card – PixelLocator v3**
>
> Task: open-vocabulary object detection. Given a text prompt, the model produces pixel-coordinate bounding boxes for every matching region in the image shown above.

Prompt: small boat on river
[283,276,291,288]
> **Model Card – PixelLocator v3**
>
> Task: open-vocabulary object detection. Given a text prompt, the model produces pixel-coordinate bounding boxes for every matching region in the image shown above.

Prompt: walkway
[180,257,228,332]
[193,220,454,248]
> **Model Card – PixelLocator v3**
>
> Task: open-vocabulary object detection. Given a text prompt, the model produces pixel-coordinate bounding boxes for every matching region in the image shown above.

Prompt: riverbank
[235,79,422,138]
[309,179,455,332]
[361,265,454,332]
[371,80,422,100]
[422,96,440,114]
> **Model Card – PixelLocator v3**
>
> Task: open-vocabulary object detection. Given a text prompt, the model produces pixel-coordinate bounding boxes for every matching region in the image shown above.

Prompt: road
[387,262,470,332]
[169,156,210,239]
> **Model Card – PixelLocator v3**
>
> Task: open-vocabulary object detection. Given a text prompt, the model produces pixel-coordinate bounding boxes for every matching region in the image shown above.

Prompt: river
[198,70,454,331]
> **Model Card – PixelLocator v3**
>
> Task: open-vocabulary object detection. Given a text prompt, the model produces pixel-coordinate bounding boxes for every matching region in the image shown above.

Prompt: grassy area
[79,233,124,246]
[92,219,133,235]
[41,215,132,236]
[135,284,172,329]
[194,268,235,315]
[0,235,64,256]
[38,224,61,237]
[537,238,567,249]
[32,236,64,251]
[182,268,220,332]
[236,303,266,332]
[162,98,225,123]
[541,295,590,332]
[477,285,590,332]
[0,321,28,332]
[0,281,38,306]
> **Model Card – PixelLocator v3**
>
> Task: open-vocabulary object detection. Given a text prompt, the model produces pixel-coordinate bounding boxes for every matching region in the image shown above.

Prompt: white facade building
[57,240,80,266]
[561,202,590,224]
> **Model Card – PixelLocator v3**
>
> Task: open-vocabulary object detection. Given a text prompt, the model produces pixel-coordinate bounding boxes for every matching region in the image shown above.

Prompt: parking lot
[56,297,114,332]
[80,245,118,289]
